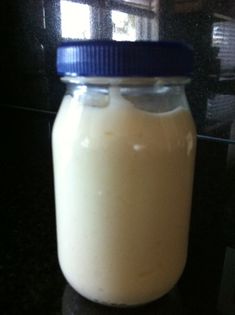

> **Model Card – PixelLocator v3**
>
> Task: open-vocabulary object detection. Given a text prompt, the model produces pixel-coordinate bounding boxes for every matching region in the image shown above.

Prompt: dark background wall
[1,1,235,315]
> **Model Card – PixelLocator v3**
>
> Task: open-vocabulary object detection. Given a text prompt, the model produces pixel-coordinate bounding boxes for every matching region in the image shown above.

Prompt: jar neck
[61,76,190,87]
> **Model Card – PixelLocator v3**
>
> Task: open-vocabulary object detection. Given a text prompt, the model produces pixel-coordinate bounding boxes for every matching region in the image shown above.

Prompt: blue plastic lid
[57,40,193,77]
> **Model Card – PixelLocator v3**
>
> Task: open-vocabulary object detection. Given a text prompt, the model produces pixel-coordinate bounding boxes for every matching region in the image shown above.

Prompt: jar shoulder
[53,95,196,154]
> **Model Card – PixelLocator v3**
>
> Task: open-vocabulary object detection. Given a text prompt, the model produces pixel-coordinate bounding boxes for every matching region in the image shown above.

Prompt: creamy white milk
[52,87,196,306]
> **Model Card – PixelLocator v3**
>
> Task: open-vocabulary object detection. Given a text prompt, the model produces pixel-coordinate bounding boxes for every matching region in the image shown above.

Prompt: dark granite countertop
[2,107,235,315]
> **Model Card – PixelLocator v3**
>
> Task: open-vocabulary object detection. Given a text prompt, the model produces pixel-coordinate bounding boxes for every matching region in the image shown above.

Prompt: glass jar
[52,41,196,307]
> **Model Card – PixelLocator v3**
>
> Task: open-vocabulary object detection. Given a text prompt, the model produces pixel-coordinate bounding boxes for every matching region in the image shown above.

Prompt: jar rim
[61,76,190,86]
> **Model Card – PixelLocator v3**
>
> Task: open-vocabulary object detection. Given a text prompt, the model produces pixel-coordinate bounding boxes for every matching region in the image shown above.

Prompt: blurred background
[2,0,235,137]
[1,1,235,315]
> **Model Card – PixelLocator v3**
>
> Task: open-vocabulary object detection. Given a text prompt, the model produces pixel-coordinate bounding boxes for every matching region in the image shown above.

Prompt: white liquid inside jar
[52,85,196,306]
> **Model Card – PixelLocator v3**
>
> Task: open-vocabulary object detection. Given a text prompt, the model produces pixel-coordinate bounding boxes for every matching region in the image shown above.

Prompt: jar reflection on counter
[62,284,184,315]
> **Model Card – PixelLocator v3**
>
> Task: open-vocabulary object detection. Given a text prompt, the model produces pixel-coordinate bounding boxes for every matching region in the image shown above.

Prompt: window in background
[60,0,91,39]
[112,10,158,41]
[60,0,158,41]
[112,10,136,41]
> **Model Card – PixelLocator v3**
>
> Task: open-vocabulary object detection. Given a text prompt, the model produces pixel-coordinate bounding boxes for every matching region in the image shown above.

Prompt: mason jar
[52,40,196,307]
